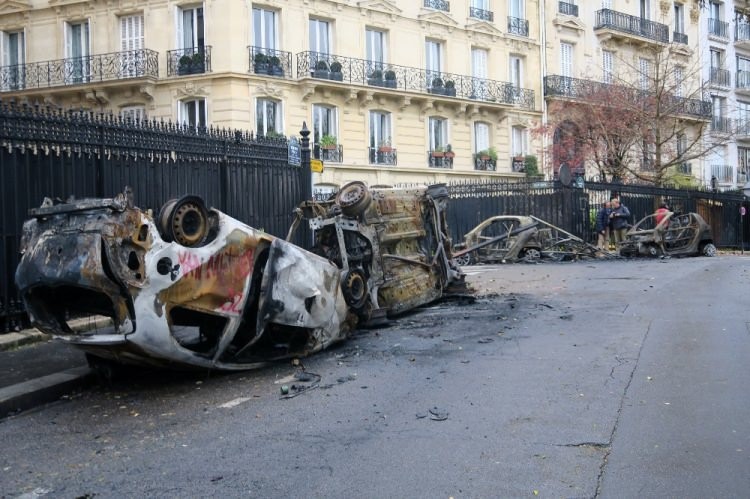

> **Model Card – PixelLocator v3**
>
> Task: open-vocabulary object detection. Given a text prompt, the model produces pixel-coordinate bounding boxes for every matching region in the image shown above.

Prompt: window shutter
[560,43,572,77]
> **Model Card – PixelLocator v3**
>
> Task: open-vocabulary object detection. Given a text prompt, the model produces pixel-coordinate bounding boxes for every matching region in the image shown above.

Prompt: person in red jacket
[655,203,670,227]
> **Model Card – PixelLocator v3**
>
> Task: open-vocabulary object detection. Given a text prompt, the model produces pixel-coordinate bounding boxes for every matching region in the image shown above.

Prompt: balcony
[737,70,750,93]
[558,1,578,17]
[711,164,733,184]
[543,75,712,120]
[368,146,397,165]
[673,31,688,45]
[677,162,692,175]
[296,52,535,109]
[594,9,669,44]
[428,150,454,169]
[709,67,731,88]
[508,16,529,37]
[314,144,344,163]
[708,18,729,40]
[736,22,750,45]
[736,120,750,138]
[167,47,211,77]
[248,47,293,78]
[474,156,496,171]
[424,0,449,12]
[0,49,158,92]
[469,6,493,22]
[711,116,732,133]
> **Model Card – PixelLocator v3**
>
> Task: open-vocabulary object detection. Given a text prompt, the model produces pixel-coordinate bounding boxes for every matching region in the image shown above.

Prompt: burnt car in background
[16,183,462,370]
[619,211,716,258]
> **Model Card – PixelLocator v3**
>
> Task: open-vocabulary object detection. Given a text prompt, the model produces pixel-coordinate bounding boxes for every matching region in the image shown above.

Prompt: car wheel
[453,252,473,266]
[158,195,210,247]
[701,243,717,257]
[341,269,368,309]
[647,245,659,257]
[522,248,541,263]
[336,181,372,217]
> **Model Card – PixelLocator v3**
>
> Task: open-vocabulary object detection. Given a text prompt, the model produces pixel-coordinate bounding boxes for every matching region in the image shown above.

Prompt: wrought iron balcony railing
[711,116,732,133]
[427,150,454,169]
[594,9,669,43]
[736,23,750,42]
[710,67,731,87]
[677,162,692,175]
[368,146,397,165]
[424,0,450,12]
[708,18,729,39]
[508,16,529,37]
[673,31,688,44]
[738,70,750,90]
[736,120,750,136]
[167,46,212,77]
[296,51,535,109]
[314,144,344,163]
[248,46,292,78]
[474,156,496,171]
[558,1,578,17]
[469,6,493,22]
[543,75,712,120]
[711,164,733,183]
[0,49,158,92]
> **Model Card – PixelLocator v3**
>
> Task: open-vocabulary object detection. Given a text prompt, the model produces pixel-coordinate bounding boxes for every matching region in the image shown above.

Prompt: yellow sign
[311,159,324,173]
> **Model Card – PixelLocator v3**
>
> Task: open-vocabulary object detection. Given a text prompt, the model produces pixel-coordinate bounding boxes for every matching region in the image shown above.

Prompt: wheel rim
[524,248,541,261]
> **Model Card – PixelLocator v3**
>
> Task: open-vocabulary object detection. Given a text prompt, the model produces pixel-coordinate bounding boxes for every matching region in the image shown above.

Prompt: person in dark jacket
[609,197,631,243]
[595,201,611,250]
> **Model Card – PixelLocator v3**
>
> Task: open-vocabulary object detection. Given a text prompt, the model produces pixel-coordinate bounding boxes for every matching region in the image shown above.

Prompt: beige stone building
[0,0,546,192]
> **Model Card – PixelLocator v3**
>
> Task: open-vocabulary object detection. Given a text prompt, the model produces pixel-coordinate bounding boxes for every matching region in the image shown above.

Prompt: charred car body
[619,211,716,258]
[16,183,461,370]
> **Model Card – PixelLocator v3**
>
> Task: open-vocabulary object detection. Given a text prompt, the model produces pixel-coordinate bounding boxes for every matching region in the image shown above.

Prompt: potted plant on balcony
[367,69,384,86]
[378,138,393,153]
[430,146,445,158]
[444,79,456,97]
[384,69,397,88]
[178,54,193,75]
[268,55,284,77]
[444,144,455,159]
[319,134,338,150]
[253,53,269,74]
[329,61,343,81]
[430,77,445,95]
[191,52,205,73]
[313,60,330,79]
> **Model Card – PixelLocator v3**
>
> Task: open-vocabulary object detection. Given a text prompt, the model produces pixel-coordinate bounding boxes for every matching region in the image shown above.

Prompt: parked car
[15,183,463,371]
[618,211,716,258]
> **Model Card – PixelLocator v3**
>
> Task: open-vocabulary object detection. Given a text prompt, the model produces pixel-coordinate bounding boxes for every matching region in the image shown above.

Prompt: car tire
[341,269,368,309]
[158,195,210,247]
[336,181,372,217]
[453,252,473,266]
[701,243,717,257]
[647,245,659,257]
[522,248,541,263]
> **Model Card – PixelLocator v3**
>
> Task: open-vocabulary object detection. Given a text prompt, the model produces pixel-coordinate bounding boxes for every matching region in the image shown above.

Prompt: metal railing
[424,0,450,12]
[167,46,212,76]
[677,162,692,175]
[474,156,496,171]
[559,1,578,17]
[708,18,729,39]
[543,75,712,119]
[0,49,158,91]
[736,120,750,136]
[673,31,688,44]
[248,46,293,78]
[711,116,732,133]
[508,16,529,37]
[315,144,344,163]
[428,151,454,169]
[368,147,397,165]
[297,51,535,109]
[711,164,733,183]
[594,9,669,43]
[710,67,731,87]
[469,6,494,22]
[736,22,750,42]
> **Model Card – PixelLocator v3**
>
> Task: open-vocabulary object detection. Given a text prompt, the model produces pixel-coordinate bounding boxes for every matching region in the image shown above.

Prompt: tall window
[425,39,443,83]
[739,101,750,133]
[428,117,448,151]
[366,28,386,66]
[674,66,683,97]
[120,15,144,77]
[509,55,523,88]
[711,49,723,69]
[602,50,613,83]
[509,0,524,19]
[177,6,204,50]
[369,110,391,148]
[560,42,573,78]
[66,21,90,83]
[710,1,721,21]
[121,106,147,122]
[471,48,488,98]
[674,3,684,33]
[602,0,612,8]
[739,147,750,178]
[511,126,527,157]
[253,7,277,50]
[1,31,25,90]
[309,18,330,54]
[640,0,650,19]
[312,104,337,144]
[256,98,282,135]
[179,99,206,128]
[639,58,650,90]
[474,122,490,153]
[738,56,750,88]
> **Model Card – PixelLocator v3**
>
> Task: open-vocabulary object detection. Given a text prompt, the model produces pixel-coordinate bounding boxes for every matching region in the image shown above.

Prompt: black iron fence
[0,101,309,333]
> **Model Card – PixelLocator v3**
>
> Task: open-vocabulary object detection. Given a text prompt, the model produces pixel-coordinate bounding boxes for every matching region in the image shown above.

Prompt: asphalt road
[1,256,748,498]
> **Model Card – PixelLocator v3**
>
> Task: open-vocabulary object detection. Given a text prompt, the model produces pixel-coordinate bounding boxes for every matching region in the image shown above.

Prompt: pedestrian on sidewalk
[595,201,611,251]
[609,197,631,244]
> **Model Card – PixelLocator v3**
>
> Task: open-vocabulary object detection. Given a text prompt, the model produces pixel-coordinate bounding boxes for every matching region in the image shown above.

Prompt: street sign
[311,159,324,173]
[287,137,301,166]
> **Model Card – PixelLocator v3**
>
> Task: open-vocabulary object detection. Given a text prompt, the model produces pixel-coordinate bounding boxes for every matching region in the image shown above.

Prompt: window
[674,3,684,33]
[253,7,277,50]
[177,5,204,50]
[471,48,488,98]
[312,104,337,144]
[710,1,721,22]
[676,133,686,156]
[602,0,612,9]
[121,106,147,122]
[739,101,750,134]
[738,56,750,88]
[369,110,394,164]
[674,66,683,97]
[739,147,750,178]
[511,126,527,156]
[711,49,723,69]
[120,15,144,77]
[602,50,613,84]
[309,18,330,54]
[66,21,90,83]
[639,58,650,90]
[560,42,573,78]
[509,55,523,88]
[1,30,25,90]
[428,117,448,151]
[256,98,281,135]
[509,0,524,19]
[474,122,490,153]
[426,39,443,84]
[179,99,206,128]
[640,0,650,20]
[366,29,386,65]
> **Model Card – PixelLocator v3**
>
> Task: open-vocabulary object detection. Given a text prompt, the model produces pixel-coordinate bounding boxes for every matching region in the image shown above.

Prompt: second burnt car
[619,211,716,258]
[15,183,462,370]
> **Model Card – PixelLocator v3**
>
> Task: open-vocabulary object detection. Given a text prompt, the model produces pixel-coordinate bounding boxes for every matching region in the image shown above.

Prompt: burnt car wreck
[16,183,462,370]
[619,211,716,258]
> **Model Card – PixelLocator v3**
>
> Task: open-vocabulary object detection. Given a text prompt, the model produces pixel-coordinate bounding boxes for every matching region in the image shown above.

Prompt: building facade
[0,0,546,192]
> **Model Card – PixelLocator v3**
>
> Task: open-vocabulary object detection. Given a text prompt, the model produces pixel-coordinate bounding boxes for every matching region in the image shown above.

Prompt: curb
[0,366,94,418]
[0,315,112,352]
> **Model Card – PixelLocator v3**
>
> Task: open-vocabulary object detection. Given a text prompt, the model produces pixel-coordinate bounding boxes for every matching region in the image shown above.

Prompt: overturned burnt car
[619,211,716,258]
[16,183,461,370]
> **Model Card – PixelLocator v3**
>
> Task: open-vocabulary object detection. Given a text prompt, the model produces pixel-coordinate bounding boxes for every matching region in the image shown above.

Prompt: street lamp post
[742,182,750,254]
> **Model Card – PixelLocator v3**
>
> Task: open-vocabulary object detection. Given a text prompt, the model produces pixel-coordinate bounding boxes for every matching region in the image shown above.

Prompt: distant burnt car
[619,211,716,258]
[16,183,462,370]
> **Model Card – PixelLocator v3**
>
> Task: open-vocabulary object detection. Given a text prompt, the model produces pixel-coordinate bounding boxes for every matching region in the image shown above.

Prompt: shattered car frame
[16,182,462,370]
[619,211,716,258]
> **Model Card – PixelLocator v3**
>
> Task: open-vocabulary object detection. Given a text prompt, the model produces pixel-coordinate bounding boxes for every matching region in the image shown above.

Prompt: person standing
[609,198,631,244]
[595,201,611,251]
[655,203,670,226]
